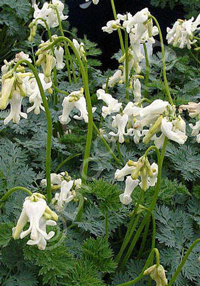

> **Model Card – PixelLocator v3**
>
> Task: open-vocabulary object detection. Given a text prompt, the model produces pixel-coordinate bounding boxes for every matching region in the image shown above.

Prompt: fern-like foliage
[81,237,117,274]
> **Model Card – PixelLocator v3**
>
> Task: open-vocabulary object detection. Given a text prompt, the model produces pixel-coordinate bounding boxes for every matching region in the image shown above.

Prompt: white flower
[102,19,121,34]
[54,46,65,70]
[97,89,122,118]
[14,51,32,63]
[54,180,74,209]
[13,193,57,250]
[115,161,136,181]
[109,114,129,143]
[123,8,150,34]
[161,116,187,144]
[166,14,200,49]
[133,79,142,102]
[140,99,170,118]
[41,172,63,187]
[33,0,68,29]
[4,91,27,125]
[59,88,88,124]
[27,218,56,250]
[179,102,200,118]
[119,176,139,205]
[73,39,86,61]
[102,70,122,89]
[25,73,52,115]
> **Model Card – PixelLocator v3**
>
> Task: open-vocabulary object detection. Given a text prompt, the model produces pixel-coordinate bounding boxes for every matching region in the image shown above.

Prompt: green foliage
[63,260,106,286]
[23,245,74,286]
[150,0,200,17]
[0,223,13,247]
[165,143,200,181]
[0,0,32,62]
[81,237,117,274]
[86,179,121,212]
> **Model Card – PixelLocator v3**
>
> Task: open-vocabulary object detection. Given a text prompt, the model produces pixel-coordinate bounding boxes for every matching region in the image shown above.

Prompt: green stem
[144,145,160,161]
[116,248,159,286]
[117,141,125,165]
[116,191,144,263]
[149,137,168,209]
[189,50,200,65]
[125,31,129,101]
[110,0,125,54]
[75,192,84,222]
[52,83,69,96]
[119,138,167,270]
[54,6,77,83]
[0,186,32,205]
[93,123,123,166]
[138,216,150,257]
[105,211,109,242]
[46,36,93,184]
[168,238,200,286]
[14,60,53,203]
[116,214,141,264]
[143,43,150,98]
[150,15,173,105]
[33,18,52,40]
[34,18,58,106]
[55,153,81,173]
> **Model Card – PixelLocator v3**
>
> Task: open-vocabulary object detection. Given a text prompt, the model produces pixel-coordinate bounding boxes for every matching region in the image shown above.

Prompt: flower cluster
[102,8,158,86]
[32,0,68,29]
[0,51,54,124]
[59,88,89,124]
[41,171,82,210]
[115,156,158,204]
[166,14,200,49]
[13,193,58,250]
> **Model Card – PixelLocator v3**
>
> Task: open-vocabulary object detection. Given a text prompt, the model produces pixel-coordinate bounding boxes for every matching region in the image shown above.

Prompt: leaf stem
[54,6,77,83]
[168,238,200,286]
[14,60,53,203]
[143,43,150,98]
[46,36,93,184]
[0,186,32,204]
[150,15,173,105]
[93,123,123,166]
[110,0,125,54]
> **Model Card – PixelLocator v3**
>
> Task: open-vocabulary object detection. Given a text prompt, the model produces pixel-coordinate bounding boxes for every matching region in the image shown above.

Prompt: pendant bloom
[13,193,58,250]
[59,88,89,124]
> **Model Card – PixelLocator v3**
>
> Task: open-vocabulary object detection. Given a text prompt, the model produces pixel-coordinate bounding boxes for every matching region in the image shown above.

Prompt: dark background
[67,0,185,70]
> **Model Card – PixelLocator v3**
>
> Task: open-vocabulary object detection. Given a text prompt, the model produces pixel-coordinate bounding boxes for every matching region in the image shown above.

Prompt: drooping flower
[109,114,129,143]
[102,70,122,89]
[161,116,188,145]
[4,91,27,125]
[13,193,58,250]
[179,102,200,118]
[119,176,139,205]
[25,73,52,115]
[33,0,68,29]
[97,89,122,118]
[54,46,65,70]
[115,156,158,196]
[166,14,200,49]
[102,19,121,34]
[59,88,88,124]
[54,180,75,209]
[144,264,168,286]
[73,39,86,61]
